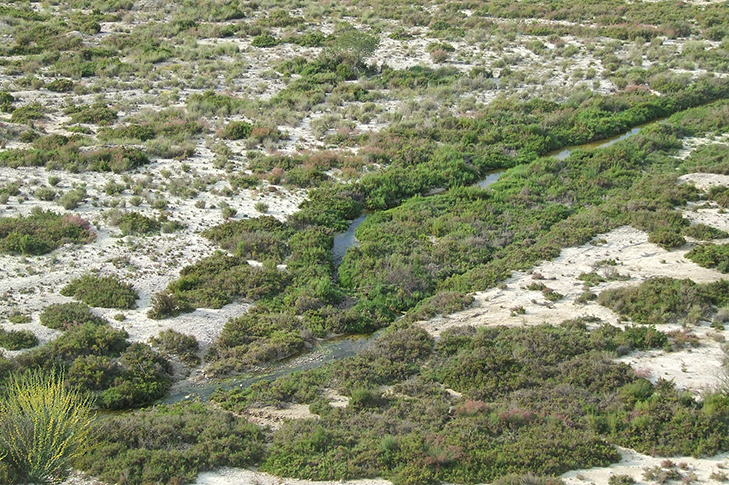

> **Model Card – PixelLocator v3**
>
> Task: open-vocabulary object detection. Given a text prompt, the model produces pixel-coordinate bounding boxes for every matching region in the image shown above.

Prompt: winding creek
[165,119,662,404]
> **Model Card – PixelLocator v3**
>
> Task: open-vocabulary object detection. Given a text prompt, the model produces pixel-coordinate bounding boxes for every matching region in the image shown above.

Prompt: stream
[164,119,659,405]
[164,331,380,404]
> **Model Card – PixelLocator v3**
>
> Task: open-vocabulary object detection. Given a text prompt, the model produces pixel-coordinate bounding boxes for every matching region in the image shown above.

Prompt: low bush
[252,33,278,47]
[9,102,45,125]
[0,92,14,113]
[648,229,686,249]
[97,343,172,409]
[685,243,729,273]
[709,186,729,208]
[597,277,729,325]
[63,103,117,125]
[58,188,86,209]
[222,120,253,140]
[46,78,74,92]
[0,209,94,255]
[60,273,138,309]
[110,211,160,235]
[683,223,728,240]
[39,302,106,330]
[149,329,200,366]
[0,327,38,350]
[76,401,265,484]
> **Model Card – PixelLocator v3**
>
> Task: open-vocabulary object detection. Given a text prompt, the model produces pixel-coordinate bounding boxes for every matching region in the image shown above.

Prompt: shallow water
[546,119,662,161]
[164,331,381,404]
[332,214,368,268]
[166,117,663,405]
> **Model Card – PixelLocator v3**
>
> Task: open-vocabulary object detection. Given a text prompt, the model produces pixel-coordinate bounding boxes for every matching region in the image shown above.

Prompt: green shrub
[685,243,729,273]
[33,186,57,201]
[0,369,95,484]
[149,329,200,366]
[9,102,45,125]
[648,229,686,249]
[252,33,278,47]
[147,291,192,320]
[39,302,106,330]
[60,273,138,309]
[0,210,94,255]
[64,103,117,125]
[7,312,30,324]
[98,343,172,409]
[76,401,265,484]
[58,188,86,209]
[222,120,253,139]
[597,277,721,325]
[0,92,14,113]
[709,186,729,208]
[113,211,160,235]
[0,327,38,350]
[46,79,74,92]
[683,223,728,240]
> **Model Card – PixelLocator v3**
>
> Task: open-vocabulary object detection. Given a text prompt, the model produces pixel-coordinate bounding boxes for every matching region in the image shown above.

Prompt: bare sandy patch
[418,225,726,337]
[562,447,729,485]
[680,173,729,192]
[241,403,317,431]
[196,468,392,485]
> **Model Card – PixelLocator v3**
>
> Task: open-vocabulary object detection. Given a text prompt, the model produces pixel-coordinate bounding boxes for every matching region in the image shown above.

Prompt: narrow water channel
[164,331,381,404]
[332,214,368,267]
[546,119,662,160]
[165,117,662,405]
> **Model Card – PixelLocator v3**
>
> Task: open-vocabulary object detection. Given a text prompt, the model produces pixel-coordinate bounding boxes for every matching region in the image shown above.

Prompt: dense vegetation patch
[206,321,725,485]
[597,277,729,325]
[152,99,729,377]
[0,209,94,255]
[0,137,150,173]
[76,401,266,485]
[10,312,172,409]
[39,302,106,330]
[61,273,138,309]
[0,327,38,350]
[685,244,729,273]
[682,223,729,241]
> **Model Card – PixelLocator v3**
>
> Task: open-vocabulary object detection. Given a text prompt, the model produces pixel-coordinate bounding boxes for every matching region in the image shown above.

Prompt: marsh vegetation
[1,0,729,483]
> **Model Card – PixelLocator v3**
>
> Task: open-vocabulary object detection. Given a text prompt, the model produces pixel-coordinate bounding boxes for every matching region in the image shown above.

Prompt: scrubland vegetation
[2,0,729,483]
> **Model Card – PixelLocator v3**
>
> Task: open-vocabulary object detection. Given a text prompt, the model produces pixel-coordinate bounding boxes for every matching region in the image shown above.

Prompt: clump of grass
[0,369,95,484]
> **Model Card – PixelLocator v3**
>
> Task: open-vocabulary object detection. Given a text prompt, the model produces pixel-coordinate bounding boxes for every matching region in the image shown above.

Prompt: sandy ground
[1,7,725,480]
[563,448,729,485]
[196,469,391,485]
[418,222,727,335]
[192,448,729,485]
